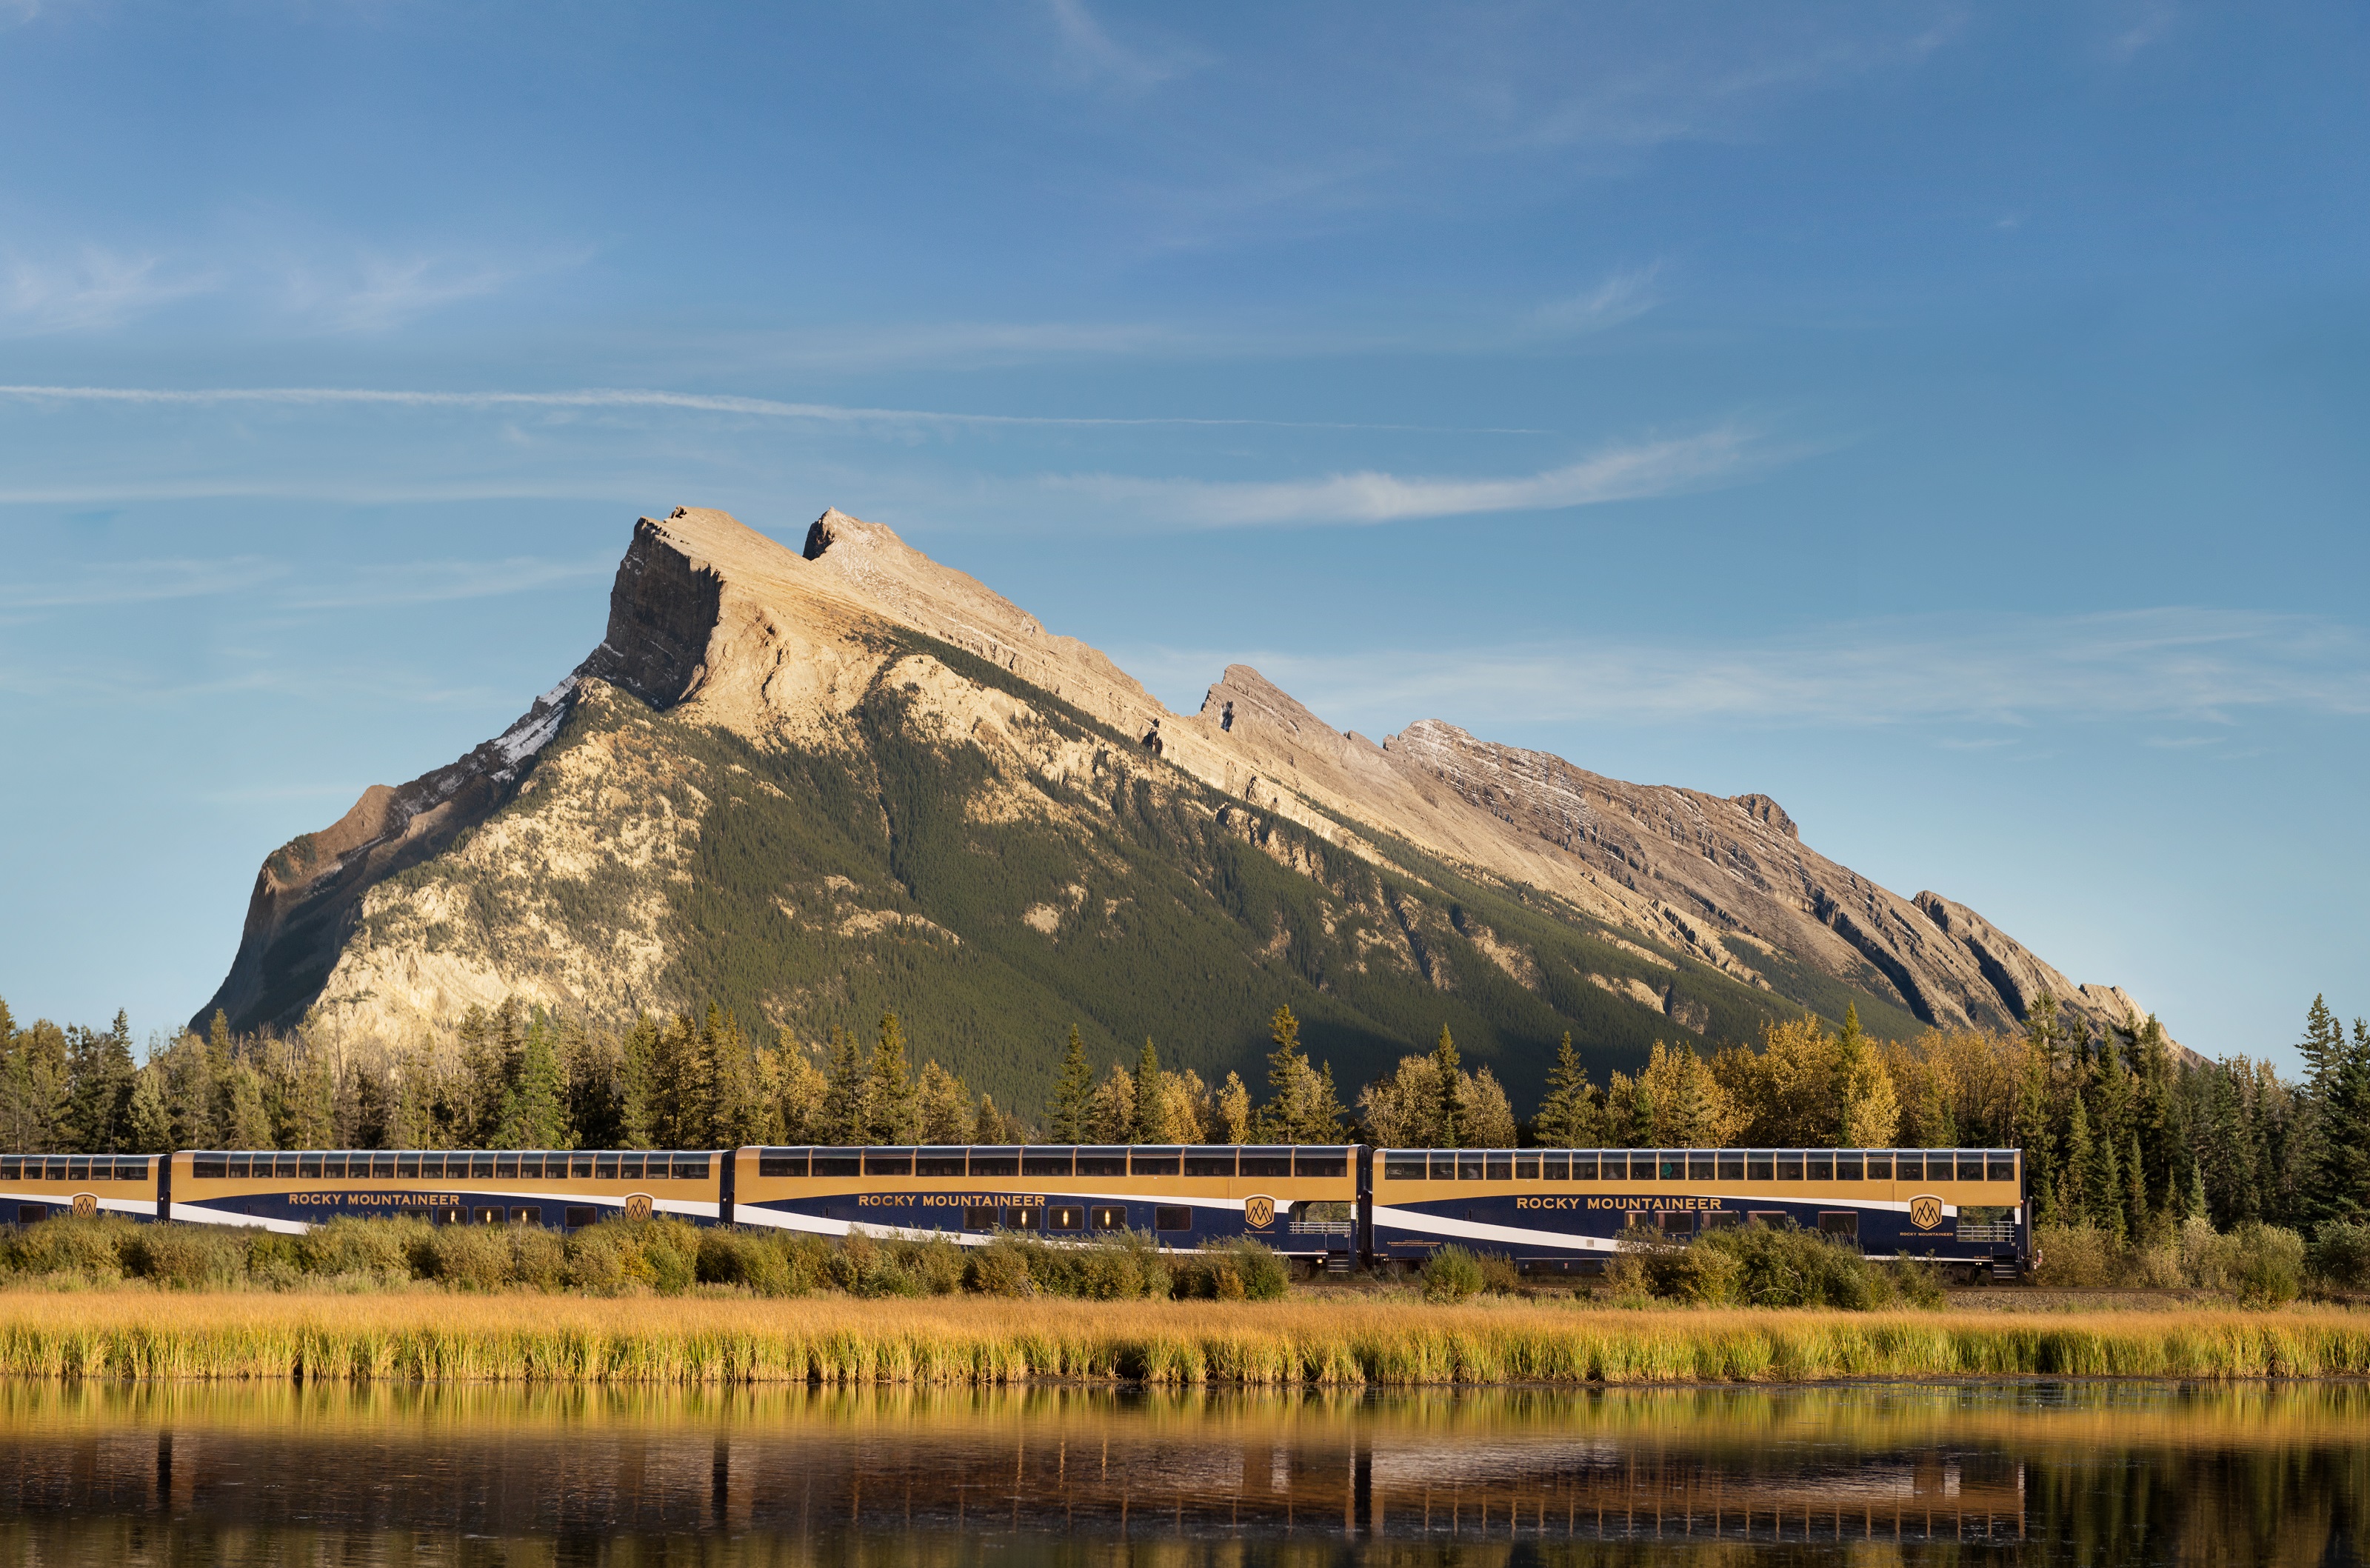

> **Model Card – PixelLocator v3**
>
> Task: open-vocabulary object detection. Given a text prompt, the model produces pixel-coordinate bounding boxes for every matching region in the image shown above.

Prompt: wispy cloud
[0,557,283,610]
[0,381,1534,435]
[1045,0,1206,90]
[283,253,533,333]
[1118,610,2370,731]
[1046,427,1756,527]
[1530,267,1662,336]
[2,249,216,333]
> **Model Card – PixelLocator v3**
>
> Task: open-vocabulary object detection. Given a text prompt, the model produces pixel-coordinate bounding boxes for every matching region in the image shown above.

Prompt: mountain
[197,507,2175,1109]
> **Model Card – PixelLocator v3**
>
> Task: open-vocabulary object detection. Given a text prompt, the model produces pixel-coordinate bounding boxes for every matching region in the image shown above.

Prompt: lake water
[0,1378,2361,1565]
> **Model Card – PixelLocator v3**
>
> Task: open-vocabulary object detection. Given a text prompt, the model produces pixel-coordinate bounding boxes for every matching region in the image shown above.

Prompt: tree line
[1,989,2362,1235]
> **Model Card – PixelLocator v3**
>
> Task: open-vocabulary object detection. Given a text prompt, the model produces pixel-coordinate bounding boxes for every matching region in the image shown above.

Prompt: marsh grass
[0,1292,2360,1387]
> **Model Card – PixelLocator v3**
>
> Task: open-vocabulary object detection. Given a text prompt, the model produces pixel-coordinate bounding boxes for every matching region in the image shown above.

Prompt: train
[0,1142,2032,1280]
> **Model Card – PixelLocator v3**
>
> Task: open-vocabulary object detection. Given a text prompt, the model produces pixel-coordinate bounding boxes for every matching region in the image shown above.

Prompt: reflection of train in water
[0,1143,2029,1278]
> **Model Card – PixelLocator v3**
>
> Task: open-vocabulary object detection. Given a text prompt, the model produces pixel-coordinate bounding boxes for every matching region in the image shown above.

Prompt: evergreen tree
[2311,1016,2370,1225]
[124,1064,175,1154]
[2062,1092,2094,1228]
[1534,1032,1601,1147]
[1212,1071,1252,1144]
[914,1061,972,1144]
[866,1012,916,1144]
[1429,1025,1463,1149]
[1132,1038,1164,1143]
[64,1012,136,1152]
[972,1092,1029,1144]
[1830,1004,1897,1147]
[2083,1092,2126,1242]
[2123,1130,2149,1241]
[619,1012,664,1149]
[1048,1024,1095,1141]
[816,1026,867,1145]
[497,1011,572,1149]
[767,1037,831,1144]
[219,1057,272,1149]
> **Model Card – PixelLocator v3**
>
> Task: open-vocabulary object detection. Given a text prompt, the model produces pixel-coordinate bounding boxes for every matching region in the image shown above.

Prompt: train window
[0,1158,16,1180]
[1295,1151,1348,1178]
[866,1150,915,1176]
[618,1155,644,1181]
[758,1150,807,1178]
[1750,1210,1790,1228]
[18,1204,45,1224]
[1574,1152,1602,1180]
[1484,1154,1512,1181]
[1658,1212,1697,1237]
[1456,1153,1485,1182]
[1543,1153,1571,1181]
[1818,1212,1860,1242]
[1703,1212,1740,1231]
[510,1207,541,1225]
[1717,1151,1745,1181]
[1806,1152,1835,1181]
[1776,1152,1804,1181]
[564,1207,595,1229]
[472,1155,498,1180]
[1888,1152,1917,1181]
[1001,1205,1040,1231]
[1598,1152,1627,1180]
[1153,1206,1192,1232]
[502,1155,527,1178]
[69,1158,93,1181]
[1383,1152,1426,1181]
[473,1207,504,1226]
[1075,1147,1129,1176]
[1185,1149,1238,1178]
[590,1153,615,1178]
[968,1148,1019,1177]
[1836,1153,1863,1181]
[371,1155,396,1179]
[42,1158,66,1181]
[191,1156,224,1180]
[1988,1152,2017,1182]
[674,1155,710,1180]
[1131,1148,1181,1177]
[1864,1153,1892,1180]
[1047,1206,1084,1232]
[1515,1155,1540,1181]
[1957,1152,1985,1182]
[1687,1152,1714,1181]
[571,1156,595,1179]
[114,1158,139,1181]
[230,1155,257,1179]
[915,1150,967,1177]
[1240,1147,1293,1178]
[964,1206,996,1232]
[1429,1152,1457,1181]
[394,1154,418,1178]
[1658,1152,1684,1181]
[417,1155,444,1178]
[298,1153,324,1179]
[1091,1206,1128,1230]
[1021,1148,1074,1178]
[321,1155,347,1179]
[812,1153,861,1177]
[1748,1151,1775,1181]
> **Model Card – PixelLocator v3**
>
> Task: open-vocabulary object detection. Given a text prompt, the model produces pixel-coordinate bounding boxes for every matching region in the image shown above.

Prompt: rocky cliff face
[198,506,2177,1094]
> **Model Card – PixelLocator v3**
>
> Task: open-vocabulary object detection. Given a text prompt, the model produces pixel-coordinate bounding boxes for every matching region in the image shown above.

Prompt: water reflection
[0,1381,2360,1565]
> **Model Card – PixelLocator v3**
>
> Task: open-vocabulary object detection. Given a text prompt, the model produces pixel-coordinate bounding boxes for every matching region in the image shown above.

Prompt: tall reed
[0,1295,2361,1386]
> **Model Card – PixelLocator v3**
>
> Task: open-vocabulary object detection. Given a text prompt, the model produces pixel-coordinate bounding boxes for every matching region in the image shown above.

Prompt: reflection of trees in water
[0,1382,2360,1564]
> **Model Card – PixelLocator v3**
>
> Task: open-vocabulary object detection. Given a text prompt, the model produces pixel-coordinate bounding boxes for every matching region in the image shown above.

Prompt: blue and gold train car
[730,1144,1363,1261]
[167,1148,724,1232]
[0,1153,163,1224]
[1371,1147,2029,1279]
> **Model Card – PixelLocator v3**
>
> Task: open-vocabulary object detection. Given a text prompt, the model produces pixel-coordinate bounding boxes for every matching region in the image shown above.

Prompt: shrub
[1637,1237,1741,1304]
[2308,1221,2370,1292]
[1421,1246,1484,1304]
[300,1218,425,1284]
[1686,1222,1886,1309]
[2223,1222,2304,1307]
[128,1223,248,1290]
[564,1224,637,1295]
[1475,1252,1526,1296]
[2032,1224,2116,1290]
[507,1226,568,1292]
[1883,1254,1948,1309]
[427,1225,514,1292]
[964,1237,1035,1297]
[6,1216,134,1283]
[1172,1239,1286,1302]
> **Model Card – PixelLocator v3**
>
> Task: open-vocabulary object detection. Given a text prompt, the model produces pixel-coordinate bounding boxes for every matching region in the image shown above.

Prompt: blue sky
[1,3,2363,1066]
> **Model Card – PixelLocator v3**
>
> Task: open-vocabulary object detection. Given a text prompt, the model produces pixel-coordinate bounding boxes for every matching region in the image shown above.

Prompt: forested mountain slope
[197,507,2174,1110]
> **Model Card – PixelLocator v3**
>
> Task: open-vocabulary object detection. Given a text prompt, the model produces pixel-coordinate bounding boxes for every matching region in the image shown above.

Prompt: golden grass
[0,1293,2363,1385]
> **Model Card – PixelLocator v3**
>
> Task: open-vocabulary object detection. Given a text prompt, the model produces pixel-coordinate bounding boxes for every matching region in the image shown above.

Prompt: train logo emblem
[1909,1195,1945,1230]
[624,1192,653,1222]
[71,1192,96,1218]
[1244,1195,1275,1227]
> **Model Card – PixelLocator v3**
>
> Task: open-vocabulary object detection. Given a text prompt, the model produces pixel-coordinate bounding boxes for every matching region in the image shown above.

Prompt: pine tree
[817,1026,867,1145]
[1132,1038,1163,1143]
[1212,1071,1252,1144]
[220,1058,272,1149]
[2083,1091,2126,1243]
[498,1011,573,1150]
[1048,1024,1095,1141]
[64,1012,136,1152]
[915,1061,972,1144]
[1832,1005,1900,1148]
[2062,1092,2094,1228]
[619,1012,663,1150]
[2312,1016,2370,1225]
[124,1064,175,1154]
[866,1012,916,1144]
[1429,1025,1463,1148]
[1535,1032,1601,1147]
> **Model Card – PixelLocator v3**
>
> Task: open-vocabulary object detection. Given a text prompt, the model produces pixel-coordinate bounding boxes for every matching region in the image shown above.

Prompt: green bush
[1170,1239,1286,1301]
[2223,1222,2305,1307]
[1883,1254,1948,1309]
[299,1217,427,1284]
[507,1226,568,1292]
[1691,1222,1889,1309]
[427,1224,515,1291]
[2032,1223,2117,1289]
[963,1237,1035,1297]
[2307,1221,2370,1292]
[1637,1237,1742,1304]
[127,1223,248,1290]
[4,1216,136,1282]
[638,1218,702,1295]
[1420,1246,1485,1304]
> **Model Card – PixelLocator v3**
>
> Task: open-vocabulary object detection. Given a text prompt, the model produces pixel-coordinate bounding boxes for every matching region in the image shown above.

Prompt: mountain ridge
[197,506,2178,1095]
